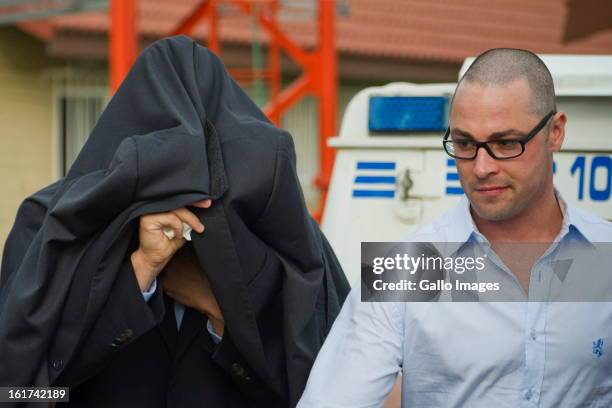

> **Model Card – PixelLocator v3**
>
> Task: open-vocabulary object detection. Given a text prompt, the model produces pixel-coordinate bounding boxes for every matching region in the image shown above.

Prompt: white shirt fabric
[298,193,612,408]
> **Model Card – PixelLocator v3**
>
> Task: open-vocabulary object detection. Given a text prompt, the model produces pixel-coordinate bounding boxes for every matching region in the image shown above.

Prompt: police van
[322,56,612,283]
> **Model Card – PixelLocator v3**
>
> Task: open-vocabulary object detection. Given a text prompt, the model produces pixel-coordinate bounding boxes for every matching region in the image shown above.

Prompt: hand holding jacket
[131,199,210,291]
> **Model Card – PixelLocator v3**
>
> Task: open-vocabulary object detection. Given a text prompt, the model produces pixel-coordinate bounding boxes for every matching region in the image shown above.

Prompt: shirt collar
[447,195,476,243]
[435,196,477,257]
[562,193,603,243]
[444,189,593,256]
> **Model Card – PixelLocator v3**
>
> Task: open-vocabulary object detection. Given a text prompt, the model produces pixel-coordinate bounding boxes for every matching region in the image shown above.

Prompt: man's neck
[471,187,564,243]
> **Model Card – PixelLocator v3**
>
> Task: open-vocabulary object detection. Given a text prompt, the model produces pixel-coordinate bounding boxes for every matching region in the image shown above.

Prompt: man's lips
[473,186,509,196]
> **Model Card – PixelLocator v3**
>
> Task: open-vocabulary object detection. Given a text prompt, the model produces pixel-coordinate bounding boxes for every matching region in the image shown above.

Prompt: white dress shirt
[298,193,612,408]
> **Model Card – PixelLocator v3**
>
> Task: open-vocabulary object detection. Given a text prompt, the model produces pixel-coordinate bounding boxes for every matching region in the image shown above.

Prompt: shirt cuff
[207,319,223,344]
[141,278,157,303]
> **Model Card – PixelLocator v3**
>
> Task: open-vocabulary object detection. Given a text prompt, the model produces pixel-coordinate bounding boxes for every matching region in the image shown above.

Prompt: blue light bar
[368,96,449,132]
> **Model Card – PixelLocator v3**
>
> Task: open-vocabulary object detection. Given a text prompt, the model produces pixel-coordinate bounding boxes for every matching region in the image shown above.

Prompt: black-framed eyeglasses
[442,111,556,160]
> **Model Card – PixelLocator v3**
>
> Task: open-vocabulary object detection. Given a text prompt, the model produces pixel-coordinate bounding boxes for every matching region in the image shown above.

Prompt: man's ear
[548,111,567,152]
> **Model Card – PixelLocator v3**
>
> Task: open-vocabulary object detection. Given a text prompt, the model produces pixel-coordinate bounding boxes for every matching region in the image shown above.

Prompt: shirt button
[530,329,537,340]
[525,389,533,400]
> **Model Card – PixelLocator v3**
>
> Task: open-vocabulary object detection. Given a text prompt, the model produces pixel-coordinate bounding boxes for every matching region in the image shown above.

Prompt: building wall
[0,27,55,251]
[280,83,374,210]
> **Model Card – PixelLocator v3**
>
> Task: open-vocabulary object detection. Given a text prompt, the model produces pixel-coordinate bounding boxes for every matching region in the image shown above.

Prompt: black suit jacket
[56,246,287,408]
[0,35,350,407]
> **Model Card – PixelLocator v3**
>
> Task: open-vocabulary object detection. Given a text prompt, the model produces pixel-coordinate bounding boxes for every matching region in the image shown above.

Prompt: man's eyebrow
[450,128,526,140]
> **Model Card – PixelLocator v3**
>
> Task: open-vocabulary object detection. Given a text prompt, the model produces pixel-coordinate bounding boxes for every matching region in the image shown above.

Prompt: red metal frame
[110,0,337,220]
[316,0,337,219]
[110,0,136,92]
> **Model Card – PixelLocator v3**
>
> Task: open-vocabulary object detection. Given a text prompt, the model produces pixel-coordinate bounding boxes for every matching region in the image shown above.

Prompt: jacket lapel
[191,202,270,383]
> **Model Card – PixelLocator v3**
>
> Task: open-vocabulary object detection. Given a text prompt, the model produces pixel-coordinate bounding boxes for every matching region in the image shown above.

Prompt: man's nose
[473,146,499,179]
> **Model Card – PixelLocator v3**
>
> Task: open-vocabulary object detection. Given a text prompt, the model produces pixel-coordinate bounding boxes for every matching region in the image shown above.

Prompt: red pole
[110,0,137,93]
[208,0,220,54]
[268,0,281,125]
[170,0,210,36]
[264,74,311,120]
[314,0,337,220]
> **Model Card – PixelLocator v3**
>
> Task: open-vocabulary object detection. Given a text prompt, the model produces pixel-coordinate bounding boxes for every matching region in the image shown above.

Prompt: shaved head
[454,48,556,116]
[448,47,567,228]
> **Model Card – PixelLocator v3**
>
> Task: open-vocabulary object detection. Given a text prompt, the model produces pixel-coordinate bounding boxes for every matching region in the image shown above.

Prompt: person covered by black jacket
[0,35,350,408]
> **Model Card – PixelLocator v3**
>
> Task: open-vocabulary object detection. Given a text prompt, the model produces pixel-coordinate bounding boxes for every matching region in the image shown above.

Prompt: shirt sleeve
[297,286,404,408]
[206,319,223,344]
[172,301,223,345]
[141,278,157,302]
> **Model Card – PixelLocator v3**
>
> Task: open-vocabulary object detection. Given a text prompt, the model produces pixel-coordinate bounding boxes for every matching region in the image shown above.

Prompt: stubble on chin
[467,188,521,222]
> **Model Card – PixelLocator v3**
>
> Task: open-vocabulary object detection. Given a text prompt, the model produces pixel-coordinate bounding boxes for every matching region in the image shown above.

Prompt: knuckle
[172,209,190,222]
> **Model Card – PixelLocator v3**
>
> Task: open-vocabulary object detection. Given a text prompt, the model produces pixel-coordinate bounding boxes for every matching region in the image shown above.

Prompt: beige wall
[0,27,54,250]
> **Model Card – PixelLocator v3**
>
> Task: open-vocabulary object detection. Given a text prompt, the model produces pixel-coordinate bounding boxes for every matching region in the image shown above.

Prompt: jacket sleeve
[52,251,165,387]
[210,327,288,405]
[0,180,62,296]
[248,133,332,406]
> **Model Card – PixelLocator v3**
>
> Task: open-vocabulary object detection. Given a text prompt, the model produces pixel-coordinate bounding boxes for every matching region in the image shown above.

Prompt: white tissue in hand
[162,222,193,241]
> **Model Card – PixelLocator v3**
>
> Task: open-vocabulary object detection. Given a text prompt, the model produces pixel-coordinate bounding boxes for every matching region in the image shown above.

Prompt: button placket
[522,301,547,406]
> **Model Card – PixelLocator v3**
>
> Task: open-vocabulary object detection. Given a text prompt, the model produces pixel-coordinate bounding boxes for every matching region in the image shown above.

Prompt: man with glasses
[298,48,612,407]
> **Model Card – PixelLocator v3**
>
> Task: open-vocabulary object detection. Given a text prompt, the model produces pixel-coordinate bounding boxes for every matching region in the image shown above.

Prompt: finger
[191,199,212,209]
[168,231,187,253]
[154,212,185,241]
[172,207,205,233]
